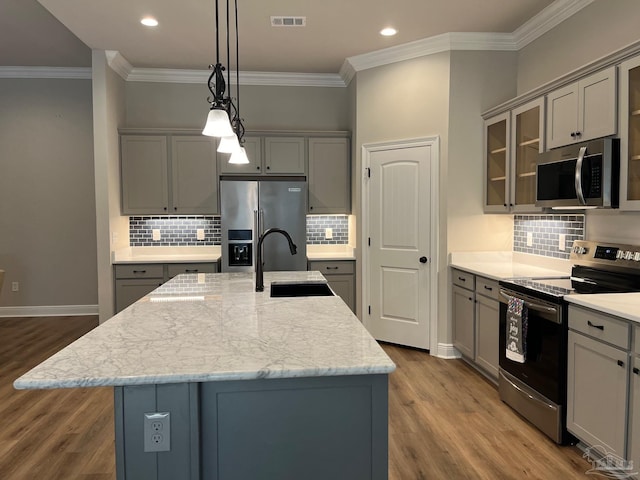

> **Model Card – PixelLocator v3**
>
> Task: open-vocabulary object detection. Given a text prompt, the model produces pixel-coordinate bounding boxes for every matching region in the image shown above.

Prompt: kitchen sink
[270,281,334,297]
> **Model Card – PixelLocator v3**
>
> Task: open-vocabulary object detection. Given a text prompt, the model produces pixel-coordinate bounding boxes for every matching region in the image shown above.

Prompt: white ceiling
[0,0,566,74]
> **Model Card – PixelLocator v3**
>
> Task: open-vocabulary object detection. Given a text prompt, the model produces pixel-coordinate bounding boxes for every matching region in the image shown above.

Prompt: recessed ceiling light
[380,27,397,37]
[141,17,158,27]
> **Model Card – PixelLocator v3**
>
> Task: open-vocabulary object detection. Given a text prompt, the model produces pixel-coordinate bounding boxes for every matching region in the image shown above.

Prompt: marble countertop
[565,293,640,324]
[14,271,395,390]
[449,251,570,280]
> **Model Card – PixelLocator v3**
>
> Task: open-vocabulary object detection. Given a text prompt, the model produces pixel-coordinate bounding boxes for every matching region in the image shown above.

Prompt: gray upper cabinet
[546,67,617,149]
[264,137,306,174]
[218,135,262,174]
[308,137,351,214]
[121,135,169,215]
[171,136,219,214]
[121,133,219,215]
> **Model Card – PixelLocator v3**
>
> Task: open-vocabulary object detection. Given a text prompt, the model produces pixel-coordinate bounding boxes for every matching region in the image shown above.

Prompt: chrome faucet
[255,228,298,292]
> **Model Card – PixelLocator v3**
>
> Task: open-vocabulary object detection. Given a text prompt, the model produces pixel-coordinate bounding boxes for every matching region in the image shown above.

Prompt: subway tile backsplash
[513,214,585,259]
[129,215,350,247]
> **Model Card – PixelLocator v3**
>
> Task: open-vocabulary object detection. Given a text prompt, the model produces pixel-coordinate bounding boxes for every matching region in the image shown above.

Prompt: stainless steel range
[498,240,640,444]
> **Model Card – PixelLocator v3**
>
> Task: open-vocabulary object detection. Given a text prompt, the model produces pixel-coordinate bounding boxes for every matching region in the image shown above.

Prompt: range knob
[634,252,640,262]
[617,250,625,260]
[624,251,634,261]
[573,245,587,255]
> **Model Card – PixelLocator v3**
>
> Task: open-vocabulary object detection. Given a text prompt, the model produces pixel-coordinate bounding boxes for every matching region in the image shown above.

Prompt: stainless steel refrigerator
[220,178,307,273]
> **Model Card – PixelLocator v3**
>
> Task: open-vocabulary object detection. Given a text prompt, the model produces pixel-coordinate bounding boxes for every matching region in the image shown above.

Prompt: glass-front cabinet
[620,55,640,210]
[511,98,544,212]
[484,112,510,213]
[483,100,543,213]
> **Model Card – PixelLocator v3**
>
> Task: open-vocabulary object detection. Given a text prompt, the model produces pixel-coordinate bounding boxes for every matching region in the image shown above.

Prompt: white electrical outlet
[558,233,566,251]
[196,228,205,241]
[325,228,333,240]
[152,229,161,241]
[144,412,171,452]
[11,282,19,292]
[526,232,533,247]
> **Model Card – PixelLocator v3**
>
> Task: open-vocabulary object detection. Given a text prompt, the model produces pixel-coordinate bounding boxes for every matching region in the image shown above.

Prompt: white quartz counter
[565,293,640,324]
[14,271,394,390]
[113,246,221,264]
[449,251,570,280]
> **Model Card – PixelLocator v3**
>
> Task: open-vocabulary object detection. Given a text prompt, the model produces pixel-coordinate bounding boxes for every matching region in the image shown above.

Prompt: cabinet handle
[458,277,466,282]
[634,367,640,375]
[618,360,625,368]
[133,270,147,274]
[164,207,168,211]
[484,285,493,291]
[326,266,339,270]
[174,207,177,211]
[468,297,473,301]
[570,132,576,138]
[587,320,604,331]
[266,165,270,170]
[576,131,581,137]
[256,166,260,170]
[503,203,507,207]
[185,269,199,273]
[310,206,314,211]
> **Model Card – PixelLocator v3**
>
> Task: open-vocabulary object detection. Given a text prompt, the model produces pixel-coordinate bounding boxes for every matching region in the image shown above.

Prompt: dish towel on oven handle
[506,297,527,363]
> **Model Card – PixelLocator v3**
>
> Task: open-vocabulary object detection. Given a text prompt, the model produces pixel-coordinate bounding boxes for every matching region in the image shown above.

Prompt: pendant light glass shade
[229,146,250,164]
[202,108,234,137]
[217,134,240,153]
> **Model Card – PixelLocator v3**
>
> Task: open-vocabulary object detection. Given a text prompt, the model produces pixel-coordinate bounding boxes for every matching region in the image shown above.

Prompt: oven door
[498,288,566,404]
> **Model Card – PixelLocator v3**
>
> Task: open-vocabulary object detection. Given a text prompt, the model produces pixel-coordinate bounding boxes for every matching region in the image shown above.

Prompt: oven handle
[499,290,558,315]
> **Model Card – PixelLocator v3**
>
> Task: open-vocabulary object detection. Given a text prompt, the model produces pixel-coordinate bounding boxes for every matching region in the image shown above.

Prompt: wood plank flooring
[0,317,593,479]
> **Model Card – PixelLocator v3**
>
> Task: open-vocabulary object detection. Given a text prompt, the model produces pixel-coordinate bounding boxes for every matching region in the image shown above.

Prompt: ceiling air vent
[271,16,306,27]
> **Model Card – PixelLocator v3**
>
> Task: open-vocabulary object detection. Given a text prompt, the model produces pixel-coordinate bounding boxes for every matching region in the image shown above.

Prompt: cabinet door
[546,83,578,149]
[475,294,499,379]
[452,284,475,359]
[483,113,510,213]
[579,66,617,143]
[121,135,169,214]
[326,275,355,313]
[619,56,640,210]
[219,136,262,174]
[115,278,164,313]
[171,136,219,214]
[308,138,350,214]
[629,356,640,468]
[567,330,628,458]
[264,137,306,174]
[511,98,544,212]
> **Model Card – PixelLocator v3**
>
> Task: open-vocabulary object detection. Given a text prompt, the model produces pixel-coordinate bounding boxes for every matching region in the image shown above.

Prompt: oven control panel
[571,240,640,269]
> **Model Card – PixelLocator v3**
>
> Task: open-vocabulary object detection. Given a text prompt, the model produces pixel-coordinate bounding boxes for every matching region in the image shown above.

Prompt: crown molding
[105,50,133,81]
[126,67,345,87]
[0,66,91,79]
[513,0,596,50]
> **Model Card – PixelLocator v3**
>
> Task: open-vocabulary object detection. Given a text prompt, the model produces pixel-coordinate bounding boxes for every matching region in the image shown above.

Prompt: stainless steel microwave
[536,138,619,209]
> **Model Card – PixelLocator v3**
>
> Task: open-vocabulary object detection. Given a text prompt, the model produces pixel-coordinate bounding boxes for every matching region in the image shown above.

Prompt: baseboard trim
[0,305,99,318]
[435,343,462,359]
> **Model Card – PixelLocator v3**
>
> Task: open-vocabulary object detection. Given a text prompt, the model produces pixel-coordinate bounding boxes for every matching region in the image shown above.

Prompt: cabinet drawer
[634,325,640,355]
[308,260,354,275]
[475,276,499,300]
[569,306,630,349]
[114,264,164,279]
[452,269,475,290]
[167,262,217,279]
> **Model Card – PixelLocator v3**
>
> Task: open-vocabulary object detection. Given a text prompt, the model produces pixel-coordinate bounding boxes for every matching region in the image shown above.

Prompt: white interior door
[365,142,433,349]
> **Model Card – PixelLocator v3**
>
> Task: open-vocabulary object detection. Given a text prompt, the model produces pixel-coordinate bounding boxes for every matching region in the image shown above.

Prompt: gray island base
[14,272,395,480]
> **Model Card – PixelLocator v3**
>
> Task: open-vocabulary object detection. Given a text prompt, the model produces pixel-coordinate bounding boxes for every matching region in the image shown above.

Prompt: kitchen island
[14,271,395,480]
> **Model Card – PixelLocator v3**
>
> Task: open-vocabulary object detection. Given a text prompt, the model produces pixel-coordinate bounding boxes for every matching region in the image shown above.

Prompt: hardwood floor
[0,317,593,479]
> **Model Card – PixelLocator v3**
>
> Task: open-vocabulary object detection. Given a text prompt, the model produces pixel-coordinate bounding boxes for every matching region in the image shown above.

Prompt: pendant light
[202,0,233,138]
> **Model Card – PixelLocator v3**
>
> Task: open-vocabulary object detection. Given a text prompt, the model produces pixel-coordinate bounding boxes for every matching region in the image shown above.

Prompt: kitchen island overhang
[15,271,395,480]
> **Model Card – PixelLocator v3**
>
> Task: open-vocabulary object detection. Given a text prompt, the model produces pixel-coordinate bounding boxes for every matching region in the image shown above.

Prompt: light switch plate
[152,229,161,241]
[558,233,566,251]
[526,232,533,247]
[196,228,205,240]
[325,228,333,240]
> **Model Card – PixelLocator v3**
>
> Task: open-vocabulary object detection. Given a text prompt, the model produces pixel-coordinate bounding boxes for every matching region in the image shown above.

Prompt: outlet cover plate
[144,412,170,452]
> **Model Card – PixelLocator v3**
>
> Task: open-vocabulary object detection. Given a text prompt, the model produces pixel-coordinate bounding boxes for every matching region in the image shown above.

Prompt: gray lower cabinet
[451,268,499,380]
[308,260,355,313]
[120,133,219,215]
[308,137,350,214]
[629,351,640,471]
[115,262,219,313]
[567,305,630,459]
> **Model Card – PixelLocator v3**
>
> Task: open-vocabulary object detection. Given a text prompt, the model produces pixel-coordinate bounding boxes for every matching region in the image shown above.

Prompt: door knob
[419,256,428,264]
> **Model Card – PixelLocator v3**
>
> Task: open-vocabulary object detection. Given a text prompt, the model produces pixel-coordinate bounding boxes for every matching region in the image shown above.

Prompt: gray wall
[125,82,350,131]
[0,78,97,307]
